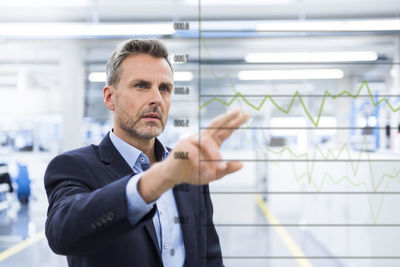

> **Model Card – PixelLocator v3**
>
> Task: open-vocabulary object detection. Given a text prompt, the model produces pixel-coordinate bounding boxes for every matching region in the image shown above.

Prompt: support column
[59,41,85,152]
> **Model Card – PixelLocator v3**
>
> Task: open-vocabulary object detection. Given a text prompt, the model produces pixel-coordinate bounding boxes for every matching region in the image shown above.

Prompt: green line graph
[199,38,399,126]
[258,136,400,223]
[212,109,400,222]
[198,38,400,223]
[201,80,400,127]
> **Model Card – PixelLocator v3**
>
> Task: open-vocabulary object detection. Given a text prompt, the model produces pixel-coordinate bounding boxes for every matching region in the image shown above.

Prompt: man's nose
[149,86,162,106]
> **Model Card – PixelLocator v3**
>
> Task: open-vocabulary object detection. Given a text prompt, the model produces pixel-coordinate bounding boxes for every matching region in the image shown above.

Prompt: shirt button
[170,249,175,256]
[160,209,165,215]
[174,216,178,223]
[164,243,168,249]
[140,157,145,162]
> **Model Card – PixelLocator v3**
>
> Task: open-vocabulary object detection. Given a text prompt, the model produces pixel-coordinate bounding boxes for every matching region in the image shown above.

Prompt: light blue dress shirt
[109,131,186,267]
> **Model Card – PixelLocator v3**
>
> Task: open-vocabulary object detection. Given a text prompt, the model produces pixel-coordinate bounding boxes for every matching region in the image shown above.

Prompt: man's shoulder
[49,144,100,167]
[62,144,97,158]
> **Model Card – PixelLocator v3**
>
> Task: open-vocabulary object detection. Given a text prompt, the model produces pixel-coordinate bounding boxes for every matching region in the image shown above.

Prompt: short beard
[116,105,165,140]
[119,119,163,140]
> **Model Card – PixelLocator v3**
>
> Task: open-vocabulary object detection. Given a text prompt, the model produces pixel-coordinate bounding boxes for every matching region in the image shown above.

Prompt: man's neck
[113,128,157,164]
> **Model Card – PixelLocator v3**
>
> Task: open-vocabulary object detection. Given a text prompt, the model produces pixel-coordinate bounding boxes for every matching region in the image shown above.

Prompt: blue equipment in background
[15,163,31,205]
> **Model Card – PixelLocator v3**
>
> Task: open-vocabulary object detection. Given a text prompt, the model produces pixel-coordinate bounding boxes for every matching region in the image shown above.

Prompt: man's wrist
[126,173,156,225]
[137,161,176,203]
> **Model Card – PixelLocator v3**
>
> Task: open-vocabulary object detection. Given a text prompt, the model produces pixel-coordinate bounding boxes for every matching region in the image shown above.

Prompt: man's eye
[160,87,170,92]
[136,83,146,88]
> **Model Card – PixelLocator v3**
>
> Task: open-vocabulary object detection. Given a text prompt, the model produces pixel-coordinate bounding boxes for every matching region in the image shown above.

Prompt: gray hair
[106,39,172,87]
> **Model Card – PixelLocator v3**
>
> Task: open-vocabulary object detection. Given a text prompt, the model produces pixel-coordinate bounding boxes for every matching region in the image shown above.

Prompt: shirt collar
[109,130,168,169]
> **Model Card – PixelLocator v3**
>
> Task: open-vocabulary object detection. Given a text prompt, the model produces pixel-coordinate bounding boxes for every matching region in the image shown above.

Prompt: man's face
[112,54,173,140]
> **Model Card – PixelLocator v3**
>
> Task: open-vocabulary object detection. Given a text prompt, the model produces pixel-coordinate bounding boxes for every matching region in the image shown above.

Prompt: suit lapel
[98,133,132,180]
[144,212,161,257]
[174,185,198,266]
[97,133,162,258]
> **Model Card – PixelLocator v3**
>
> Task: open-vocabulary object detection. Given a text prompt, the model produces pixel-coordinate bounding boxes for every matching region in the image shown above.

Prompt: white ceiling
[0,0,398,89]
[0,0,398,23]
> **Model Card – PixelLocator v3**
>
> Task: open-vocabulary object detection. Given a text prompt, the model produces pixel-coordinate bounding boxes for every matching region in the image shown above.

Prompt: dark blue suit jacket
[44,133,223,267]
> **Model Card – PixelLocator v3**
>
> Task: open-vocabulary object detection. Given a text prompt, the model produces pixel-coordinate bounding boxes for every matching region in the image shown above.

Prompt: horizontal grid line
[200,29,400,34]
[201,159,400,162]
[198,62,400,65]
[200,126,396,130]
[211,224,400,227]
[200,94,400,97]
[210,191,400,194]
[202,256,400,259]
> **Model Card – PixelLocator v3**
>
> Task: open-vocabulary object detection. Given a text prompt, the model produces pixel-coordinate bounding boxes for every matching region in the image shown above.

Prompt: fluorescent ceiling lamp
[257,19,400,32]
[174,71,193,82]
[89,71,193,83]
[0,23,175,37]
[238,69,344,80]
[88,72,106,83]
[246,51,378,63]
[0,0,90,7]
[185,0,291,5]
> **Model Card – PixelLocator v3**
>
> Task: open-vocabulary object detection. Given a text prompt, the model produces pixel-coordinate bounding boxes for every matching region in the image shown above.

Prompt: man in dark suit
[44,39,248,267]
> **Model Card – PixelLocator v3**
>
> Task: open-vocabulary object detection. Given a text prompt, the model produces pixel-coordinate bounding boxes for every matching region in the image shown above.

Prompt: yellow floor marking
[255,195,313,267]
[0,230,45,262]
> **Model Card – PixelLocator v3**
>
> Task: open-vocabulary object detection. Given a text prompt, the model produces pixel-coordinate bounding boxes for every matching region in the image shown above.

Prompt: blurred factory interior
[0,0,400,266]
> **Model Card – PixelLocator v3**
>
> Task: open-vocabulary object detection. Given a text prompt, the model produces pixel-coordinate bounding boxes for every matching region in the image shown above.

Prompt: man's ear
[103,85,115,111]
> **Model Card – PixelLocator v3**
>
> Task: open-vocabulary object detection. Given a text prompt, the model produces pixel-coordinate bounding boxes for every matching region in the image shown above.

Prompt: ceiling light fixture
[245,51,378,63]
[238,69,344,80]
[0,23,175,38]
[257,19,400,32]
